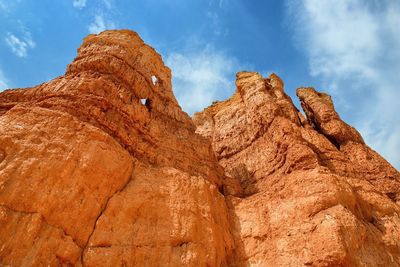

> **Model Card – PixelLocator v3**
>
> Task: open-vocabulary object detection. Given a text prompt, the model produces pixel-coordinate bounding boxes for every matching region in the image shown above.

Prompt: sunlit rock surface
[194,72,400,266]
[0,30,233,266]
[0,30,399,266]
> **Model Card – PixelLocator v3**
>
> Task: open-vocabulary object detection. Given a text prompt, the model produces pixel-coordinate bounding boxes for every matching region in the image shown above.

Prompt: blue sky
[0,0,399,169]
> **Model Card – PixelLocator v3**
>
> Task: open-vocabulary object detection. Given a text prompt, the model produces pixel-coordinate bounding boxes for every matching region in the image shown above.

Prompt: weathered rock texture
[194,72,400,266]
[0,30,233,266]
[0,30,399,267]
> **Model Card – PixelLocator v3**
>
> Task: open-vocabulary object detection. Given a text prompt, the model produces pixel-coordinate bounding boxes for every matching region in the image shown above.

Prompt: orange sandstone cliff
[194,72,400,266]
[0,30,399,266]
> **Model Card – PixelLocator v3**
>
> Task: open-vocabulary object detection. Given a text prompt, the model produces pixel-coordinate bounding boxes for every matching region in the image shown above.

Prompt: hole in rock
[151,75,158,85]
[145,98,152,111]
[218,185,225,195]
[140,98,152,111]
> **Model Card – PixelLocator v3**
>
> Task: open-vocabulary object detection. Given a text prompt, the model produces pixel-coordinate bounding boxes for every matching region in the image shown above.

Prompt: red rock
[195,72,400,266]
[0,30,399,266]
[0,30,233,266]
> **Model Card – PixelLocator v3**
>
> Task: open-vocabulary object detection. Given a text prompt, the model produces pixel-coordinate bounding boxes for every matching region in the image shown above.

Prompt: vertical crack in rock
[81,171,135,266]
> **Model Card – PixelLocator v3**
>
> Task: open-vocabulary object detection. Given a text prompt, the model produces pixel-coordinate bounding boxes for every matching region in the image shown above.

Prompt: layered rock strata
[0,30,399,267]
[0,30,233,266]
[194,72,400,266]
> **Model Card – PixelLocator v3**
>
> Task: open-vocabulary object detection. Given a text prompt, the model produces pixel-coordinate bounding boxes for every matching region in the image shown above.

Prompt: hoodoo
[194,72,400,266]
[0,30,233,266]
[0,30,399,266]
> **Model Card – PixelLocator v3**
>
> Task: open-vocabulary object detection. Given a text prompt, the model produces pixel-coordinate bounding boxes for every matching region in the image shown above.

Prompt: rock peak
[1,30,399,266]
[195,70,400,266]
[67,30,178,108]
[297,86,364,145]
[0,29,232,266]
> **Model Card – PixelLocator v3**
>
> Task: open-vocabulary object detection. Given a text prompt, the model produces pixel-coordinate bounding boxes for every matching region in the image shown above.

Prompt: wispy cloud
[102,0,113,9]
[88,14,115,34]
[0,1,6,11]
[166,45,240,115]
[286,0,400,169]
[73,0,87,9]
[0,0,21,12]
[0,68,9,91]
[5,31,36,58]
[206,11,224,36]
[217,0,227,8]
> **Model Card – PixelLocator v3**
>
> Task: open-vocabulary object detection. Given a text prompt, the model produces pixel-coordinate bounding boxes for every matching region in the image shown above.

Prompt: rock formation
[0,30,399,266]
[0,30,233,266]
[194,72,400,266]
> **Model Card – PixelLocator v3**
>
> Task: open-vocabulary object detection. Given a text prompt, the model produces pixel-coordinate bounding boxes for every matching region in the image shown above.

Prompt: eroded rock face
[194,72,400,266]
[0,30,233,266]
[0,30,399,267]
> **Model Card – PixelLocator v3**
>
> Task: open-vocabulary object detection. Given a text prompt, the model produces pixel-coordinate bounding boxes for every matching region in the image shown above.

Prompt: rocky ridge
[0,30,399,266]
[194,72,400,266]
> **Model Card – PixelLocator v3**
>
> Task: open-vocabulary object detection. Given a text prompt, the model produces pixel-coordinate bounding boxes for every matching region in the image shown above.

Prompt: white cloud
[88,14,115,34]
[166,46,240,115]
[73,0,86,9]
[5,31,36,58]
[286,0,400,169]
[0,69,9,90]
